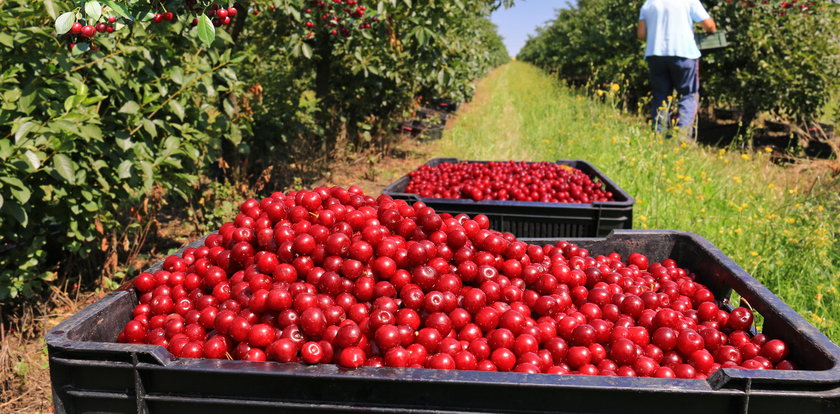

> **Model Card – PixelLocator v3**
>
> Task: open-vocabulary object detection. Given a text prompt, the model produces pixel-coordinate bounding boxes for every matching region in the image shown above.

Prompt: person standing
[637,0,716,136]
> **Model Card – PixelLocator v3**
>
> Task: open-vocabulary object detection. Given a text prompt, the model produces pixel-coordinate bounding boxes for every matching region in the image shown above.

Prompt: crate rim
[47,230,840,394]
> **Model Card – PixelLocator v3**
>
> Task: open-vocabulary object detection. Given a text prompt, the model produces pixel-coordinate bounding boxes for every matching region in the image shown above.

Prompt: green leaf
[3,200,28,227]
[23,150,40,171]
[100,0,131,19]
[163,136,180,154]
[302,43,313,59]
[169,67,185,85]
[0,193,3,210]
[81,200,97,212]
[168,100,185,121]
[118,160,132,178]
[197,15,216,47]
[63,95,76,112]
[139,160,154,191]
[142,119,157,137]
[289,7,301,21]
[118,100,140,114]
[79,125,103,141]
[0,33,13,48]
[223,99,235,118]
[85,1,103,22]
[115,135,133,151]
[0,140,10,160]
[53,154,76,184]
[14,121,37,144]
[71,42,91,56]
[0,176,25,190]
[55,12,75,35]
[10,185,30,204]
[44,0,59,19]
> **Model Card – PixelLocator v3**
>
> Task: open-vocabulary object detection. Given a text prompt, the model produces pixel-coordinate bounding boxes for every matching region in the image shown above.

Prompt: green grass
[822,88,840,126]
[437,62,840,343]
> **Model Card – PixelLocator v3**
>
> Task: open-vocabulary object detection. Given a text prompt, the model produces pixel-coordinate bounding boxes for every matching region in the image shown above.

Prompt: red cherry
[727,307,755,331]
[338,346,366,368]
[760,339,789,363]
[80,25,96,38]
[301,341,324,364]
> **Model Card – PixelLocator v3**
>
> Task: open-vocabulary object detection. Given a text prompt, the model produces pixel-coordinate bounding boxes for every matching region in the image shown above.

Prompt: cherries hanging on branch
[53,0,378,54]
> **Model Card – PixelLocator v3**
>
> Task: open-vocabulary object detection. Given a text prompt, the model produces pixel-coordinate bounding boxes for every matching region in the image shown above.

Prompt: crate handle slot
[133,352,151,414]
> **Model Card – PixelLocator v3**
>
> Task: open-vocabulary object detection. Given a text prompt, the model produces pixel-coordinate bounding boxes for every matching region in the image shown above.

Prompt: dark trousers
[647,56,699,130]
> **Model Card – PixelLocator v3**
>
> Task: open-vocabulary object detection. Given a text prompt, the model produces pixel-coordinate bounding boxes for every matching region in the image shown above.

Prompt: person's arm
[637,20,647,41]
[699,18,716,34]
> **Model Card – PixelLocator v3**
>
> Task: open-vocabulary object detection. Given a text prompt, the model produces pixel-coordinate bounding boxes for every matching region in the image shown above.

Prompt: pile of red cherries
[119,186,794,378]
[404,161,615,203]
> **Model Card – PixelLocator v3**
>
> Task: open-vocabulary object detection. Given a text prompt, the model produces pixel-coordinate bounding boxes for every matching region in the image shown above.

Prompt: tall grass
[437,62,840,343]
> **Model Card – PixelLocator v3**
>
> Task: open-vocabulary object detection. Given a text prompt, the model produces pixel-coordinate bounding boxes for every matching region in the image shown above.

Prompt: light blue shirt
[639,0,711,59]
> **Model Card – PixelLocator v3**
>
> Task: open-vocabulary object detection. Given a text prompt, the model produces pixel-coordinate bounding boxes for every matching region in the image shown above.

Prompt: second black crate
[381,158,635,237]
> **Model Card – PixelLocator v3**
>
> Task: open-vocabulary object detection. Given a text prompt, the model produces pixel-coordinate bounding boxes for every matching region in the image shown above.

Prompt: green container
[695,31,728,50]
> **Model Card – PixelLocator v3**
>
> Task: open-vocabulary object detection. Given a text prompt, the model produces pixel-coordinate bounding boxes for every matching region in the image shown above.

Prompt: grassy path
[436,62,840,342]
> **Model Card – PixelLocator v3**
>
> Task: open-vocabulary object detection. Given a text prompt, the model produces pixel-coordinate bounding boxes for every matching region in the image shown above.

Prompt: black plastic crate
[419,124,444,141]
[416,107,449,125]
[398,120,444,141]
[47,230,840,413]
[398,120,423,137]
[381,158,635,238]
[428,98,459,113]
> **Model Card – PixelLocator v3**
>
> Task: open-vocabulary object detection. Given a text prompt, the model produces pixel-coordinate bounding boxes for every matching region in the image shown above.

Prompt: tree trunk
[229,1,249,43]
[314,36,336,157]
